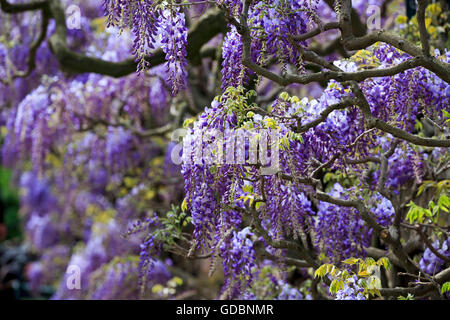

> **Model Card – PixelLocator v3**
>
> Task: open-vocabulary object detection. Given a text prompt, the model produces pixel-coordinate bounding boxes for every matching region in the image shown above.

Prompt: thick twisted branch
[1,0,226,77]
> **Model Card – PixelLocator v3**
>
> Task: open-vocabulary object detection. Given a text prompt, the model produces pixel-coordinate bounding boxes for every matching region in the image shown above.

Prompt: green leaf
[438,194,450,213]
[314,264,336,278]
[152,284,164,294]
[442,282,450,294]
[367,276,382,290]
[378,257,391,271]
[398,293,414,300]
[443,109,450,119]
[314,266,324,278]
[368,288,382,297]
[279,92,290,101]
[365,257,376,267]
[181,197,188,212]
[342,257,359,265]
[172,276,183,286]
[357,270,370,277]
[329,279,344,294]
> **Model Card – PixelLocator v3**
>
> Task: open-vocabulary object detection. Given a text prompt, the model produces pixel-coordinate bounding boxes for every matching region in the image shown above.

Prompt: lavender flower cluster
[419,239,450,275]
[335,276,366,300]
[0,0,448,301]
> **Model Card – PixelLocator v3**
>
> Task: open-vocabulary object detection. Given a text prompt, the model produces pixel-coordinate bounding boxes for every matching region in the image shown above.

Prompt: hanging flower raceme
[419,239,450,275]
[249,0,312,70]
[103,1,188,93]
[221,25,244,90]
[159,8,188,93]
[2,83,57,173]
[103,0,160,71]
[220,227,257,298]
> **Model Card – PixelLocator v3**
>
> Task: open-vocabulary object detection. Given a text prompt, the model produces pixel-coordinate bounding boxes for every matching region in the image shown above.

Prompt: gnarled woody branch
[0,0,226,77]
[234,2,448,281]
[313,191,420,274]
[379,267,450,297]
[337,0,450,83]
[48,0,225,76]
[235,1,449,148]
[3,0,450,299]
[417,0,431,56]
[278,128,420,275]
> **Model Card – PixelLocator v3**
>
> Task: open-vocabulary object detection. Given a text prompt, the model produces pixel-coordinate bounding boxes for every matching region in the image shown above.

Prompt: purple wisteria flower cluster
[103,0,188,92]
[335,276,366,300]
[419,239,450,275]
[0,0,449,301]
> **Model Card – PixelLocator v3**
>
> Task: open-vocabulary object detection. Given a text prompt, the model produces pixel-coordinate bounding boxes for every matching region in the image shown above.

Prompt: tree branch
[0,0,47,13]
[1,0,226,77]
[417,0,431,56]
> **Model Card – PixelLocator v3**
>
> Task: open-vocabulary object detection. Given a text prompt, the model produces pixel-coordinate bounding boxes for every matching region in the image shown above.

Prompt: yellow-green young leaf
[341,270,350,280]
[183,118,195,128]
[358,260,367,274]
[378,257,391,271]
[436,180,450,196]
[330,266,338,276]
[374,289,381,297]
[365,257,376,267]
[367,276,382,289]
[443,110,450,119]
[314,265,324,278]
[329,279,343,294]
[329,280,337,294]
[291,96,300,104]
[330,279,342,294]
[417,185,425,196]
[172,276,183,286]
[368,288,382,297]
[406,203,421,224]
[414,120,423,131]
[359,279,368,289]
[279,92,290,101]
[152,284,164,294]
[442,282,450,294]
[238,195,255,206]
[337,279,344,291]
[342,257,359,265]
[181,197,188,212]
[438,194,450,212]
[315,264,334,278]
[366,264,379,275]
[417,180,435,196]
[357,270,371,277]
[326,264,337,275]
